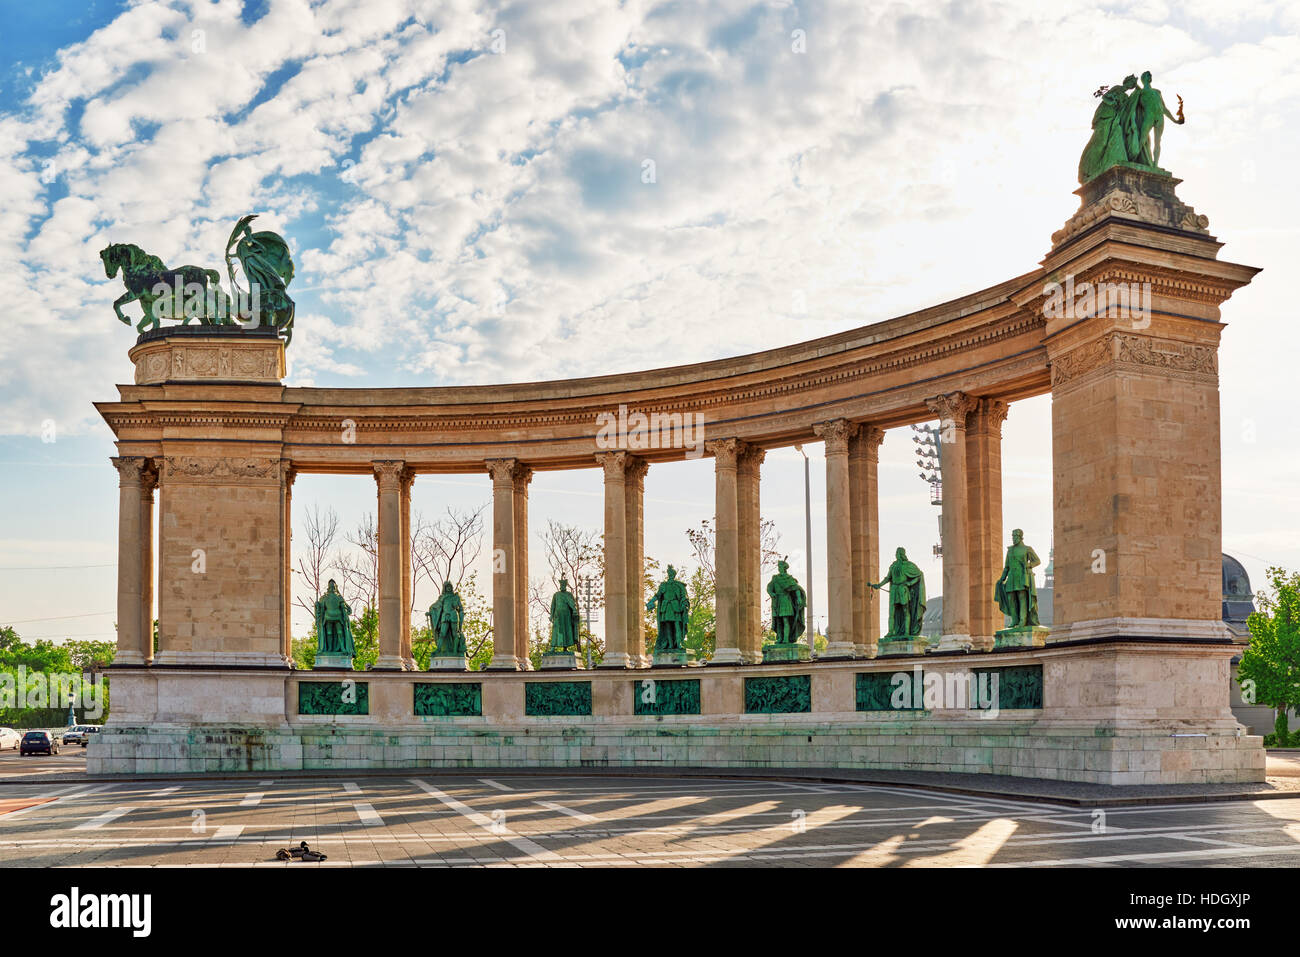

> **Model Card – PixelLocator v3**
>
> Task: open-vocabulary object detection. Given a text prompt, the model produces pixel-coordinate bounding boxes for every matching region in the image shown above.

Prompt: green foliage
[684,565,716,659]
[1238,567,1300,739]
[64,640,116,671]
[290,635,317,671]
[351,605,380,670]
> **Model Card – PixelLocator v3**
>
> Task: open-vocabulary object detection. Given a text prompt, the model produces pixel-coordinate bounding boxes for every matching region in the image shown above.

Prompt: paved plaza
[4,750,1300,867]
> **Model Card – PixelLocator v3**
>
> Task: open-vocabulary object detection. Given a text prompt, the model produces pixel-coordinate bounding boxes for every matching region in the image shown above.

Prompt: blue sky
[1,0,1298,642]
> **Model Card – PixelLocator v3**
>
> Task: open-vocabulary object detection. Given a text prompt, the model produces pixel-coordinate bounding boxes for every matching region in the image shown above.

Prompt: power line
[3,612,113,625]
[0,563,114,571]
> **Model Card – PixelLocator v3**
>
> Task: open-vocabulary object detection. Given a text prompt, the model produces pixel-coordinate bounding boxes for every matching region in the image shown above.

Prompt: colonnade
[107,385,1010,669]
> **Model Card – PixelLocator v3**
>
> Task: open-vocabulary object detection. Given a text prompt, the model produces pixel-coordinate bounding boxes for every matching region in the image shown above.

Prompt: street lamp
[794,444,815,659]
[577,575,599,670]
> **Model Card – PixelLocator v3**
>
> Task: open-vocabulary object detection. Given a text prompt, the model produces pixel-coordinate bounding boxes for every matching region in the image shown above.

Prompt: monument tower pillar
[399,468,415,669]
[373,461,407,670]
[512,463,533,670]
[485,459,521,670]
[597,451,632,668]
[815,419,857,659]
[849,426,885,657]
[624,457,649,667]
[112,456,147,666]
[927,392,978,652]
[708,439,743,664]
[737,445,765,663]
[966,399,1008,652]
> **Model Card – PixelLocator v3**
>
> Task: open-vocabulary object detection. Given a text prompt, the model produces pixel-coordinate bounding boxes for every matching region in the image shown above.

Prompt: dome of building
[1222,553,1255,638]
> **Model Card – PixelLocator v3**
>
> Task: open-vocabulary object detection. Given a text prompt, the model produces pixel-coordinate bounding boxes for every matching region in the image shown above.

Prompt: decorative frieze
[297,681,369,716]
[632,678,701,716]
[743,674,811,714]
[1050,332,1218,389]
[524,680,593,716]
[130,335,285,385]
[414,682,483,717]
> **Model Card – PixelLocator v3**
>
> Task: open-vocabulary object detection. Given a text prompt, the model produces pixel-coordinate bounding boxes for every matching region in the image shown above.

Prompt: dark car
[19,731,60,756]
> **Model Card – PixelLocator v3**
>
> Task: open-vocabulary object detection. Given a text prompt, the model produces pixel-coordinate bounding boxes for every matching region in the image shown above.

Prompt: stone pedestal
[877,637,928,656]
[762,642,811,663]
[994,626,1050,649]
[928,634,973,653]
[428,656,468,672]
[313,654,354,670]
[540,651,581,670]
[653,649,693,667]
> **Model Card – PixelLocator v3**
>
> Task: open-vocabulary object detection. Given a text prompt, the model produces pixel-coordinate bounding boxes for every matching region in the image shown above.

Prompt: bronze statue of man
[314,579,355,658]
[871,547,926,638]
[1132,70,1184,168]
[996,529,1042,628]
[548,577,581,653]
[427,581,467,656]
[646,565,690,652]
[766,558,807,645]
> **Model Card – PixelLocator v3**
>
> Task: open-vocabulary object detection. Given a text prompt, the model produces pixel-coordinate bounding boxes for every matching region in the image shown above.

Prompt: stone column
[597,451,633,668]
[624,457,649,667]
[486,459,521,670]
[708,438,743,664]
[280,462,295,664]
[814,420,857,658]
[926,392,979,651]
[513,464,533,670]
[399,468,415,670]
[139,463,158,665]
[849,426,885,657]
[373,461,406,670]
[737,445,765,663]
[966,399,1008,651]
[112,456,147,666]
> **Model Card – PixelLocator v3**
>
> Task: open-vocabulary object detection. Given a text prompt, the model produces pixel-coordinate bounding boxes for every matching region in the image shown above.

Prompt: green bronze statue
[427,581,467,657]
[313,579,355,664]
[1078,71,1184,184]
[766,558,807,645]
[871,547,926,638]
[996,529,1042,628]
[646,565,690,654]
[101,213,296,343]
[547,578,582,653]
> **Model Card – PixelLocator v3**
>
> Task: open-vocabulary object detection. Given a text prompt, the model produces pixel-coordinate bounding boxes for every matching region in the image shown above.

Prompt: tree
[1238,567,1300,743]
[684,517,784,590]
[411,505,487,593]
[293,504,339,623]
[335,513,379,613]
[64,640,117,672]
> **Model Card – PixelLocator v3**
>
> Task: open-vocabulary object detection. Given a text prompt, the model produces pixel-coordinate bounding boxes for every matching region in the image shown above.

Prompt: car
[68,725,102,748]
[20,731,60,756]
[0,727,20,751]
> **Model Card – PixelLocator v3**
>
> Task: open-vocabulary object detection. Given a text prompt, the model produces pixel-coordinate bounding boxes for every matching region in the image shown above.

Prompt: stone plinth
[877,637,928,656]
[929,634,973,653]
[313,653,354,670]
[129,327,285,385]
[540,651,581,670]
[762,642,811,663]
[995,626,1050,649]
[428,656,468,672]
[652,649,693,667]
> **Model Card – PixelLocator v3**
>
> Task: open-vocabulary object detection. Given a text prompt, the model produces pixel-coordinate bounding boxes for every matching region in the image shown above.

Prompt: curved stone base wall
[89,640,1265,785]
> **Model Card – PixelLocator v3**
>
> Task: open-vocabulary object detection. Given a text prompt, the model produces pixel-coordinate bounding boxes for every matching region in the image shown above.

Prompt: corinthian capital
[705,437,743,469]
[813,419,857,454]
[969,397,1010,437]
[373,460,405,490]
[485,457,519,485]
[925,391,978,429]
[110,456,148,486]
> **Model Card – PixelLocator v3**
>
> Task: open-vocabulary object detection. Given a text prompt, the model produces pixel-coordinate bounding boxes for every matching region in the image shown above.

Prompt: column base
[429,656,469,672]
[112,650,147,667]
[652,649,694,667]
[598,653,636,669]
[854,643,878,659]
[928,634,973,653]
[403,657,418,671]
[970,636,995,653]
[708,648,744,665]
[820,641,856,660]
[485,655,524,671]
[740,651,764,664]
[372,655,408,671]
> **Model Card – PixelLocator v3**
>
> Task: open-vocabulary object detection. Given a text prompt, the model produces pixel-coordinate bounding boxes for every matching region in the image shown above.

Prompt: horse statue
[100,244,231,335]
[101,214,296,344]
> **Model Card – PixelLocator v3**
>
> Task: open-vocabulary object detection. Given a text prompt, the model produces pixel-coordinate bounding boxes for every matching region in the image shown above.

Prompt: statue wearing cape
[873,548,926,638]
[547,579,581,652]
[766,560,807,645]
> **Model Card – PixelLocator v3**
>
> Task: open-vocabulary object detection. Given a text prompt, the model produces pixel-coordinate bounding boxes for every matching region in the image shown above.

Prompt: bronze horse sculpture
[100,214,296,343]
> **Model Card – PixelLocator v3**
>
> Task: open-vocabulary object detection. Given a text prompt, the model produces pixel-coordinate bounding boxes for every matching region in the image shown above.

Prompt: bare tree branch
[292,504,339,621]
